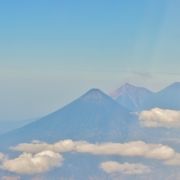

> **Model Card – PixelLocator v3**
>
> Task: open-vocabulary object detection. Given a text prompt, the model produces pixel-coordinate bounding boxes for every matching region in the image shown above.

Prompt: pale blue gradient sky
[0,0,180,121]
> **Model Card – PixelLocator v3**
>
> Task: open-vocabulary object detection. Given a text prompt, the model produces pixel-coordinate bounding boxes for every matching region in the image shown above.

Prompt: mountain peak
[81,88,110,102]
[168,82,180,88]
[86,88,103,94]
[123,83,136,88]
[80,88,116,104]
[158,82,180,93]
[121,83,149,90]
[111,83,151,99]
[110,83,153,111]
[120,83,141,91]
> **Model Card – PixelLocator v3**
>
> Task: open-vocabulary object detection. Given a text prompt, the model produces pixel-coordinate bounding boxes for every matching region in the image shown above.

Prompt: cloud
[11,139,78,154]
[100,161,151,175]
[76,141,175,161]
[139,108,180,128]
[165,153,180,166]
[2,151,63,175]
[2,139,180,175]
[11,139,180,165]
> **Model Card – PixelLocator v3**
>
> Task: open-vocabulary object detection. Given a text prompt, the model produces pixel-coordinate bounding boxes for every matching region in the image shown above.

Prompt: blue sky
[1,0,180,121]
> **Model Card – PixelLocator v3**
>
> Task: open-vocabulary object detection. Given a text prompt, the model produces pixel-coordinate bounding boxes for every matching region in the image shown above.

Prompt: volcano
[0,89,134,149]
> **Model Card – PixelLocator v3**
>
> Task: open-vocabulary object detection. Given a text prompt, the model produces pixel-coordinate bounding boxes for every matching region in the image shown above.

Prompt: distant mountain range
[1,82,180,149]
[111,82,180,111]
[0,82,180,179]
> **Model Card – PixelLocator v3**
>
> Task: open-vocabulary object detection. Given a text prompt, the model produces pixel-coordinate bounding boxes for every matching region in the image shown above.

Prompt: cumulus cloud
[2,151,63,175]
[139,108,180,128]
[100,161,151,175]
[11,139,180,165]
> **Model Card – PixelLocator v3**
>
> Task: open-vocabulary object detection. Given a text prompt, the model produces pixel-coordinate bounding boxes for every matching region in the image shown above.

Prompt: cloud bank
[1,138,180,175]
[139,108,180,128]
[11,139,180,165]
[100,161,151,175]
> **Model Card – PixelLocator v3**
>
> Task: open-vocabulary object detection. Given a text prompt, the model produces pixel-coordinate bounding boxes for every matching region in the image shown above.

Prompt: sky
[0,0,180,121]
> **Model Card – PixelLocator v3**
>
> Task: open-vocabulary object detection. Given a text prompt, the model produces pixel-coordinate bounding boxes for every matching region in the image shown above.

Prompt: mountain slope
[111,83,153,111]
[0,89,134,150]
[144,82,180,110]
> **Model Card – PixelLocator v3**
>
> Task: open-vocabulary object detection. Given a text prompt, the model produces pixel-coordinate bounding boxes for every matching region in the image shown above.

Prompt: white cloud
[2,139,180,175]
[11,139,180,165]
[100,161,151,175]
[74,141,175,162]
[11,139,78,154]
[139,108,180,128]
[2,151,63,175]
[165,153,180,166]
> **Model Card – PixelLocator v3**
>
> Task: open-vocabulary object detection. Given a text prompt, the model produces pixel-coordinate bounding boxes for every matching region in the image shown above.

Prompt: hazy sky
[1,0,180,121]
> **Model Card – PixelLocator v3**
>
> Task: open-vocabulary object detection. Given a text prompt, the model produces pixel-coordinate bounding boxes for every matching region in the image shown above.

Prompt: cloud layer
[100,161,151,175]
[1,138,180,175]
[11,139,180,165]
[139,108,180,128]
